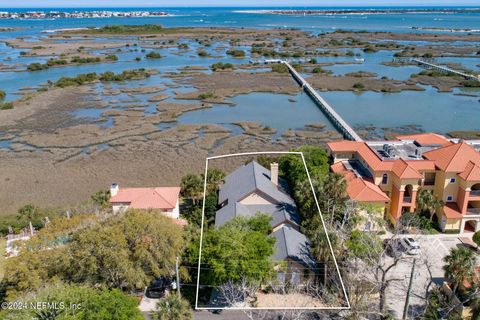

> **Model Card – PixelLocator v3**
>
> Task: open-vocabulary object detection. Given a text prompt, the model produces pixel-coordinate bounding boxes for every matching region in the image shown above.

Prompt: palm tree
[180,174,204,205]
[153,294,192,320]
[321,173,347,223]
[443,247,476,294]
[306,215,338,286]
[203,168,226,193]
[294,178,319,221]
[416,189,444,222]
[91,190,111,208]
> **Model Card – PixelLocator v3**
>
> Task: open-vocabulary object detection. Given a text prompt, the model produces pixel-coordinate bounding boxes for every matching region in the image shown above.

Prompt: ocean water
[0,7,479,137]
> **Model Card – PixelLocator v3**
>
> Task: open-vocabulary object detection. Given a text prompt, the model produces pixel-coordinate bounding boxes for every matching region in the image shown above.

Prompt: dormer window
[450,178,456,184]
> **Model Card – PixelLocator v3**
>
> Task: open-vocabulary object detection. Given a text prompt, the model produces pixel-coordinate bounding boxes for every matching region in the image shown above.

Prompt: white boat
[355,58,365,62]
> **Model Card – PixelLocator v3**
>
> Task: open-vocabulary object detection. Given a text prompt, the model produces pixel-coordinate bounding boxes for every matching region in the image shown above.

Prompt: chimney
[110,183,119,197]
[270,163,279,186]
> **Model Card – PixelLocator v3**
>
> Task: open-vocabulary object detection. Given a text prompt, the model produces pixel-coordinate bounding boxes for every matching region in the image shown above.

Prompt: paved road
[385,236,467,319]
[193,310,250,320]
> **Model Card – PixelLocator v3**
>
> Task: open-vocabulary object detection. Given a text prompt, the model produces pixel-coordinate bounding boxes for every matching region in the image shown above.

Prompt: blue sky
[0,0,478,8]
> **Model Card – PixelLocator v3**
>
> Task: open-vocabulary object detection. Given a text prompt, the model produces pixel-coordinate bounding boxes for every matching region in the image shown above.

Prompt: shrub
[461,80,480,87]
[363,45,377,53]
[27,63,48,71]
[91,24,164,34]
[71,56,101,64]
[312,67,326,74]
[353,82,365,90]
[226,49,245,57]
[46,59,68,66]
[473,231,480,247]
[0,90,5,100]
[198,92,216,100]
[197,49,208,57]
[271,63,288,73]
[210,62,234,71]
[146,51,163,59]
[105,54,118,61]
[0,102,14,110]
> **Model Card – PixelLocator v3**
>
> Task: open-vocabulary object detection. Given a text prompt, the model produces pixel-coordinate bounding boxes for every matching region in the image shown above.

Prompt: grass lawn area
[0,238,6,280]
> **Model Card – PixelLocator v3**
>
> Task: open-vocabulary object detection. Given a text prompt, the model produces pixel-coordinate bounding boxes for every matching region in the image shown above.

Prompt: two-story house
[215,161,316,283]
[327,133,480,233]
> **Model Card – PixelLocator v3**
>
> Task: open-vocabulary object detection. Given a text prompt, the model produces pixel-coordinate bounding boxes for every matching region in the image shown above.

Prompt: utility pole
[402,258,416,320]
[176,256,181,297]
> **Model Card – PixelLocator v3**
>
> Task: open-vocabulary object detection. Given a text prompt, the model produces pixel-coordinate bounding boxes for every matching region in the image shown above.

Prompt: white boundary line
[195,151,351,310]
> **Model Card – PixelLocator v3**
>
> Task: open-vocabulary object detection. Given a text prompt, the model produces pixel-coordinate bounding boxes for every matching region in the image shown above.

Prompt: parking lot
[386,236,469,319]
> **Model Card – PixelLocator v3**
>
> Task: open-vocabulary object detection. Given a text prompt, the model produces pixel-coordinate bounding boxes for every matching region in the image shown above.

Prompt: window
[447,195,453,202]
[382,173,388,185]
[450,178,456,183]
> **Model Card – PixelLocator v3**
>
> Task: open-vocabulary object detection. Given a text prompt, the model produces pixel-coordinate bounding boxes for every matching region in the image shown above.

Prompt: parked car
[401,237,421,255]
[145,277,175,299]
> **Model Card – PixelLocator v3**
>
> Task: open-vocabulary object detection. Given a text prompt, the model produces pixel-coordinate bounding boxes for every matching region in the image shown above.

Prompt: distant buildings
[327,133,480,233]
[0,11,169,20]
[216,161,315,283]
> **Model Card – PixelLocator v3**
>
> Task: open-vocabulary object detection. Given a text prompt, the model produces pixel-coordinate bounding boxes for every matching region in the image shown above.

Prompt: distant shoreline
[0,10,173,20]
[235,8,480,15]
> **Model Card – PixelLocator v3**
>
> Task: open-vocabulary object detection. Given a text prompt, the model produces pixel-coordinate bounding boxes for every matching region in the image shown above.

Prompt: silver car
[401,237,421,255]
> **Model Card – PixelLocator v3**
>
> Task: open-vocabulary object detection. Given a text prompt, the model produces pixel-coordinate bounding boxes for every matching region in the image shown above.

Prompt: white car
[401,237,421,255]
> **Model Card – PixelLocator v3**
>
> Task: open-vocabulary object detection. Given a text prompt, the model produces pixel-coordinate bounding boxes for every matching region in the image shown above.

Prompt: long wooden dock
[412,58,480,81]
[282,61,363,142]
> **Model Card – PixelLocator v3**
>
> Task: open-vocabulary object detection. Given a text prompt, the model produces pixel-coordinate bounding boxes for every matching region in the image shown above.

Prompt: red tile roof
[109,187,180,210]
[327,141,393,171]
[391,159,423,179]
[444,202,464,219]
[459,161,480,182]
[331,162,390,203]
[396,133,452,147]
[423,142,480,173]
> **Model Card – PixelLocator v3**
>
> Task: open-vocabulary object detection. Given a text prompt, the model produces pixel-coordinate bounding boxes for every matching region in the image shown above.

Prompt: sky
[0,0,479,8]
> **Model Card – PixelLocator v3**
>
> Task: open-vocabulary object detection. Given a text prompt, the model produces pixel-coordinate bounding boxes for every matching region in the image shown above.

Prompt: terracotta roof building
[327,133,480,233]
[109,183,184,223]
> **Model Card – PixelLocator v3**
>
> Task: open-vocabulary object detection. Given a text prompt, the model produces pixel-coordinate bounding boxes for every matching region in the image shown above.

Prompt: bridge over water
[280,61,363,142]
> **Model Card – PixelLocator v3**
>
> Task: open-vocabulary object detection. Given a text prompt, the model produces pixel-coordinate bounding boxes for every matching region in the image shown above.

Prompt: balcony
[403,196,412,203]
[466,208,480,215]
[470,190,480,197]
[423,179,436,186]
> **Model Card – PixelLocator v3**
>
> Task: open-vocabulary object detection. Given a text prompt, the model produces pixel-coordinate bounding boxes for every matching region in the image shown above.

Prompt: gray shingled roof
[216,161,299,228]
[218,161,295,206]
[271,225,316,269]
[215,203,300,228]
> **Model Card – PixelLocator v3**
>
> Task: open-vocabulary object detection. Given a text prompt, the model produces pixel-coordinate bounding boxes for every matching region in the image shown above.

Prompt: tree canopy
[2,210,185,297]
[0,282,143,320]
[200,214,275,285]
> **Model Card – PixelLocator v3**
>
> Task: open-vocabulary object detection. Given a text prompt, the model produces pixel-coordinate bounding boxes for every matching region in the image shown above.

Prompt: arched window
[382,173,388,184]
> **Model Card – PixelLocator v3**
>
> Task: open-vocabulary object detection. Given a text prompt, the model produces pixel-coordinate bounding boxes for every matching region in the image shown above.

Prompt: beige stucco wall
[437,172,460,203]
[332,152,356,163]
[443,217,461,231]
[240,191,276,205]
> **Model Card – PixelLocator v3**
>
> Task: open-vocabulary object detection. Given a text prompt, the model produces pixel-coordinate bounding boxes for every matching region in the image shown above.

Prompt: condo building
[327,133,480,233]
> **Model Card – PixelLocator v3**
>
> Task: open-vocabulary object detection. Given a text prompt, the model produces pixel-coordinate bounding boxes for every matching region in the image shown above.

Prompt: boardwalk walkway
[282,61,363,142]
[412,58,480,81]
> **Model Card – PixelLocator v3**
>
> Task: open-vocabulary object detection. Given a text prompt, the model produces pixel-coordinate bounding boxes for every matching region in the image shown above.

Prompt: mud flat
[307,72,422,93]
[447,131,480,140]
[173,71,300,102]
[4,38,130,57]
[0,81,335,214]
